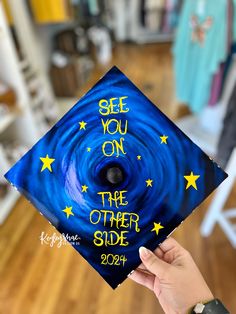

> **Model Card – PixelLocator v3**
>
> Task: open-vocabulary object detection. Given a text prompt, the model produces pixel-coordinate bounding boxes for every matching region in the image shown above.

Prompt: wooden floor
[0,43,236,314]
[77,43,177,119]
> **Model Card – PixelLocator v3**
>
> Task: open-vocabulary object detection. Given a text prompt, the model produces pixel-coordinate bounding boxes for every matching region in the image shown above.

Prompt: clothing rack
[112,0,182,43]
[174,0,236,247]
[174,0,236,159]
[176,56,236,157]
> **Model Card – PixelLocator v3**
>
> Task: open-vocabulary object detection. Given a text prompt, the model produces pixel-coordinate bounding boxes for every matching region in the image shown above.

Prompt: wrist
[187,291,214,314]
[190,298,230,314]
[188,290,214,313]
[187,298,213,314]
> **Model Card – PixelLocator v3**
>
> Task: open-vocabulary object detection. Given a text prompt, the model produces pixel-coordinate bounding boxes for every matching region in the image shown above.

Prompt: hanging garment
[144,0,165,31]
[73,0,91,27]
[221,43,236,93]
[221,0,236,92]
[233,0,236,41]
[145,10,162,31]
[88,0,100,16]
[216,82,236,169]
[208,0,233,106]
[162,0,180,32]
[144,0,165,10]
[208,63,225,106]
[140,0,146,26]
[173,0,228,112]
[227,0,233,51]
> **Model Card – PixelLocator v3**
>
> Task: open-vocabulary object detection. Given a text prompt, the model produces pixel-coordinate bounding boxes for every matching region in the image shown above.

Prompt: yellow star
[87,147,91,152]
[40,154,55,172]
[62,206,74,219]
[137,155,142,160]
[146,179,153,187]
[184,171,200,190]
[82,185,88,192]
[151,222,164,235]
[160,135,168,144]
[79,121,87,130]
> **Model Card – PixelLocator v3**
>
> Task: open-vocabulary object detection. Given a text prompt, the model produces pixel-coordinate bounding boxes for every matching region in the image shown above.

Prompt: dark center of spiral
[106,167,123,185]
[99,163,125,186]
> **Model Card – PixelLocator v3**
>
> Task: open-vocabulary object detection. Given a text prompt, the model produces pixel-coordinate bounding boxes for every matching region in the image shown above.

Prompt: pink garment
[208,63,225,106]
[166,0,175,11]
[162,0,174,33]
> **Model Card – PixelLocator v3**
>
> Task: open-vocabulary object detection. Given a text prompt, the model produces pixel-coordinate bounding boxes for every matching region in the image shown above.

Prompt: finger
[139,246,169,278]
[137,262,146,270]
[137,263,153,276]
[128,269,155,290]
[160,238,190,265]
[137,262,152,273]
[137,266,152,275]
[159,237,182,253]
[139,247,164,271]
[154,246,164,259]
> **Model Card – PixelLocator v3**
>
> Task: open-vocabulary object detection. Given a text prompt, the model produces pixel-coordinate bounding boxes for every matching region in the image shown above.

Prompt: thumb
[139,246,168,278]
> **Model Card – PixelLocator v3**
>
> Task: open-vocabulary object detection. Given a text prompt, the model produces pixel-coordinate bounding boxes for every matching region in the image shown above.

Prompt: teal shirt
[233,0,236,40]
[173,0,227,112]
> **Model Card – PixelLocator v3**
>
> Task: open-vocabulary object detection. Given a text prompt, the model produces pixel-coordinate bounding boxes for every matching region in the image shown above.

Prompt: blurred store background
[0,0,235,313]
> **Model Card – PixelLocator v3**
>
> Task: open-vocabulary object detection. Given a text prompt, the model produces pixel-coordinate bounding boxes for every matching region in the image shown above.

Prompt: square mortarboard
[5,66,227,289]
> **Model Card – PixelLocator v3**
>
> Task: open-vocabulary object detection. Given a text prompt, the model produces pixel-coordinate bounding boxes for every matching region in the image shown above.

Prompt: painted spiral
[5,67,227,288]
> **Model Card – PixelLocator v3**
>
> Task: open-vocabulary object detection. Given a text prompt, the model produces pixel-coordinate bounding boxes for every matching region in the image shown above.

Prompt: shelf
[27,77,40,92]
[0,112,17,135]
[31,91,46,108]
[19,58,29,71]
[23,68,37,82]
[0,187,20,224]
[0,1,58,224]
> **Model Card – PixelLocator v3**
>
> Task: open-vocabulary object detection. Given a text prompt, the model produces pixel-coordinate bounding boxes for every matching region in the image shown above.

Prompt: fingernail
[139,246,151,259]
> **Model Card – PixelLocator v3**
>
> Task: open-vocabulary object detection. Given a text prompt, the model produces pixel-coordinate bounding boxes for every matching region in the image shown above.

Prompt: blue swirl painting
[4,66,227,289]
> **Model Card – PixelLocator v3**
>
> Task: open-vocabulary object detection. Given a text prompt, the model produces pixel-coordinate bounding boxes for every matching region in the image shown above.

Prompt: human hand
[129,237,213,314]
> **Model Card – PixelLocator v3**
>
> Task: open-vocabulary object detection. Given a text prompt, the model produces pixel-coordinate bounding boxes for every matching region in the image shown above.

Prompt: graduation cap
[4,66,227,289]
